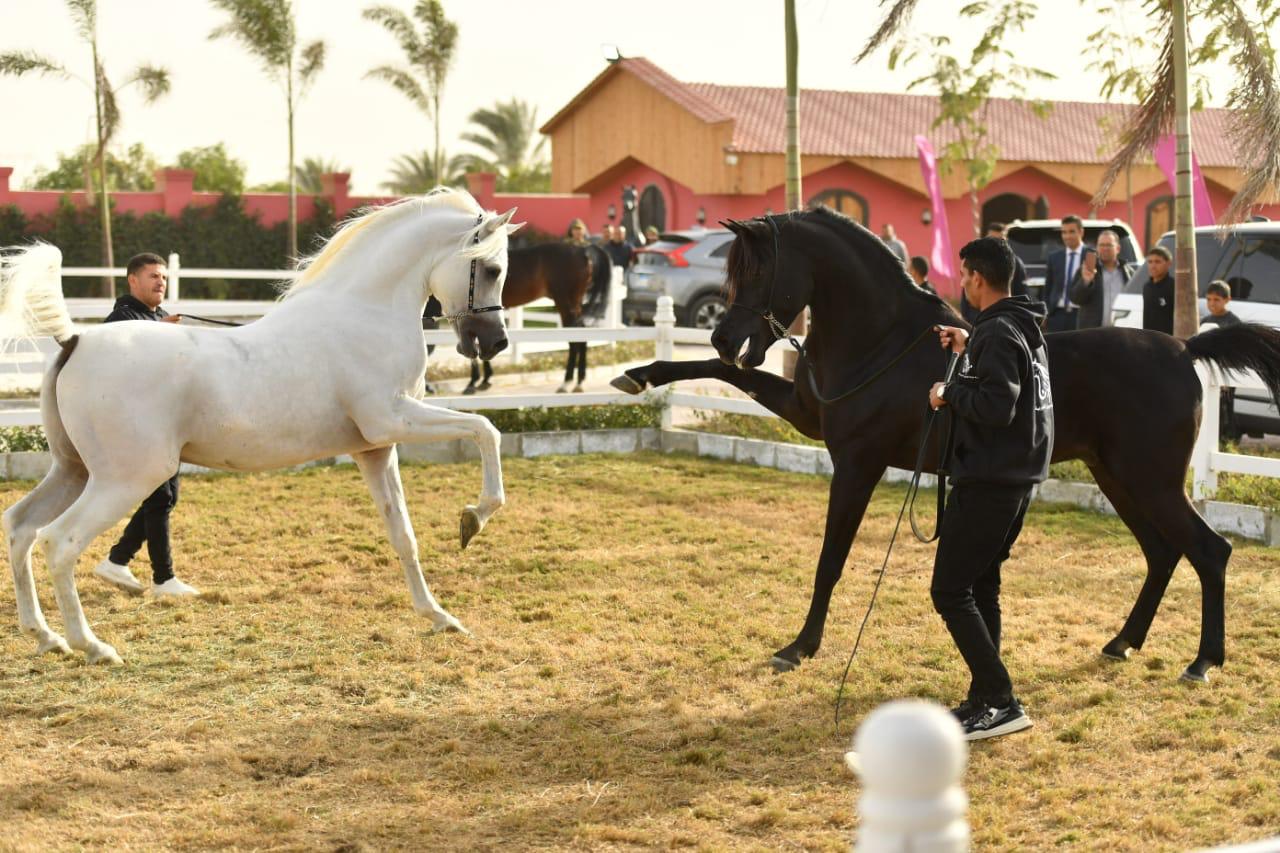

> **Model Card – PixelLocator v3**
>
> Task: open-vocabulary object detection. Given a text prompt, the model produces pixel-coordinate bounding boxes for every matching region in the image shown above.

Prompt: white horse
[1,189,520,664]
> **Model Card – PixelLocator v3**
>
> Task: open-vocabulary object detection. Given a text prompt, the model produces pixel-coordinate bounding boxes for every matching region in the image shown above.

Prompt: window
[709,241,733,259]
[807,189,868,224]
[1145,196,1173,251]
[1218,234,1280,304]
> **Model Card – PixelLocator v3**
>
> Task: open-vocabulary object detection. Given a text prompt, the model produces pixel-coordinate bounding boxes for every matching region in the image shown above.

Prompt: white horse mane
[283,188,506,299]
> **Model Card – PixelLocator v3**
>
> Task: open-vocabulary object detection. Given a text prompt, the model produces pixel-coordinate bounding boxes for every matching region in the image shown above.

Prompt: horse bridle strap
[440,213,504,323]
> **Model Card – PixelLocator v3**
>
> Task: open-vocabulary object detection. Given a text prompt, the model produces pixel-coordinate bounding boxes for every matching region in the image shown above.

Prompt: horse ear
[479,207,518,237]
[506,220,525,235]
[720,219,745,235]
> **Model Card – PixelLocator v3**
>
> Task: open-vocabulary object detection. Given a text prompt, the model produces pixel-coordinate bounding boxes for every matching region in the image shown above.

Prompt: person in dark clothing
[961,223,1028,323]
[1043,215,1087,333]
[603,225,635,270]
[1200,280,1242,329]
[1142,245,1175,335]
[93,253,200,598]
[421,295,442,395]
[929,236,1053,741]
[908,256,937,295]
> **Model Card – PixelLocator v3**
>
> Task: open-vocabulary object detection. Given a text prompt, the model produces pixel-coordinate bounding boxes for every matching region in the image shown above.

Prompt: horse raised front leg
[354,396,505,549]
[613,358,821,439]
[353,446,468,634]
[772,451,886,672]
[3,460,88,656]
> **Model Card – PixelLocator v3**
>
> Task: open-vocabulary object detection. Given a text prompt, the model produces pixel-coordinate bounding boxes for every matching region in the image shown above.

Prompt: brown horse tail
[1186,322,1280,408]
[583,244,612,317]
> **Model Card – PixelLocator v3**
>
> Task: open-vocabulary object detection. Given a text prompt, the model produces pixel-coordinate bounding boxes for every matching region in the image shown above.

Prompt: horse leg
[2,460,88,655]
[353,446,467,634]
[558,345,580,393]
[613,358,821,439]
[574,342,587,391]
[37,478,165,664]
[1088,463,1182,661]
[353,397,504,549]
[478,359,492,391]
[772,449,886,671]
[463,359,480,395]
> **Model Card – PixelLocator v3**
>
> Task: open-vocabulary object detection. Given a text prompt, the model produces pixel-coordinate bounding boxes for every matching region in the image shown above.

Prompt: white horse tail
[0,242,76,345]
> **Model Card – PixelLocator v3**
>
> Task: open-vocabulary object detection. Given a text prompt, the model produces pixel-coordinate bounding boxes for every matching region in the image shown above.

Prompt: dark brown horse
[464,242,612,393]
[613,207,1280,683]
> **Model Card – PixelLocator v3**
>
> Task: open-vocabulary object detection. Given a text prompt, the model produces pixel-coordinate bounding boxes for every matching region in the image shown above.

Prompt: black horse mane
[725,206,953,314]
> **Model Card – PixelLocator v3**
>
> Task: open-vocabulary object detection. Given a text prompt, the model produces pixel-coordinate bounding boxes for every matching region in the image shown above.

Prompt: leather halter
[440,213,504,323]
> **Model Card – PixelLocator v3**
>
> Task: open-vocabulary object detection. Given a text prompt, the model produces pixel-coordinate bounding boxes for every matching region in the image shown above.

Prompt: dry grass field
[0,453,1277,851]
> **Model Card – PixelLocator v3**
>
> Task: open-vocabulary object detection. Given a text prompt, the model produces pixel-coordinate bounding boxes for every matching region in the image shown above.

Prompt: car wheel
[686,294,727,330]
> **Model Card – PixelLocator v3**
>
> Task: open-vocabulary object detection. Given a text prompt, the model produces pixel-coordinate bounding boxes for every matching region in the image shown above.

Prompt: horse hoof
[1180,658,1214,684]
[1101,637,1132,661]
[35,632,71,656]
[460,506,483,549]
[477,381,491,391]
[610,374,645,395]
[85,642,123,666]
[769,654,799,673]
[462,385,477,396]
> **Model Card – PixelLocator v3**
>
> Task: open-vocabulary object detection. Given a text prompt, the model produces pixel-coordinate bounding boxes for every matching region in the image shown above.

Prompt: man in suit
[1043,215,1089,333]
[1068,229,1131,328]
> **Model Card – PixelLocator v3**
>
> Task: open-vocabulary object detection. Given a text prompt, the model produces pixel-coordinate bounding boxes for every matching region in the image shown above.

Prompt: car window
[709,240,733,259]
[1123,232,1233,295]
[1005,229,1053,267]
[634,251,671,268]
[1219,234,1280,304]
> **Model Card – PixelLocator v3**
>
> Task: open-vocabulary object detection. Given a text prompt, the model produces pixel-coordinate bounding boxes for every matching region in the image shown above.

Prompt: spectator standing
[1068,229,1132,328]
[880,223,909,264]
[93,253,199,598]
[643,225,660,245]
[908,256,937,295]
[604,225,635,270]
[963,222,1028,322]
[1142,246,1175,335]
[1200,280,1242,329]
[567,218,589,246]
[1044,215,1089,333]
[929,237,1052,741]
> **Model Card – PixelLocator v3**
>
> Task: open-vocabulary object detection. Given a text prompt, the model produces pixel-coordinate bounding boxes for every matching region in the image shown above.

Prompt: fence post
[507,305,523,364]
[607,266,626,329]
[655,295,676,430]
[167,252,181,303]
[851,700,969,852]
[1192,363,1219,501]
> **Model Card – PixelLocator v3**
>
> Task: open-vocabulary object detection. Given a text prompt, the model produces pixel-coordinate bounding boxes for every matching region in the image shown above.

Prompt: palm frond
[364,64,429,113]
[1091,11,1175,209]
[63,0,97,42]
[1213,1,1280,224]
[856,0,921,64]
[298,39,326,89]
[0,51,71,80]
[362,5,424,65]
[95,59,120,148]
[125,63,171,103]
[415,0,458,90]
[208,0,295,75]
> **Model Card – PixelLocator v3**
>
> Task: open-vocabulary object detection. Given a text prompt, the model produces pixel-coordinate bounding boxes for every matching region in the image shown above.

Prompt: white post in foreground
[1191,363,1220,501]
[606,266,626,329]
[655,295,676,430]
[167,252,181,303]
[507,305,524,364]
[851,700,969,852]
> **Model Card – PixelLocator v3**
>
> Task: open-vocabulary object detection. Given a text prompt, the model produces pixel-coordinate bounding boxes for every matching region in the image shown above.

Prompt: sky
[0,0,1237,196]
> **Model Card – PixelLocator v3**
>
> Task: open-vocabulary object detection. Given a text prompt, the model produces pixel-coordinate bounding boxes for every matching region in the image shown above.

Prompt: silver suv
[623,229,734,328]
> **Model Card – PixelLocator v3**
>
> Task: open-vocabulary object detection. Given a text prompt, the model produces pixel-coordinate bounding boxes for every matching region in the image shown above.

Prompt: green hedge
[0,196,335,299]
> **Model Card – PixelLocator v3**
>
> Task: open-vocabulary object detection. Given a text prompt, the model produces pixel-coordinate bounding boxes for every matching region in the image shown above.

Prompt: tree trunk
[782,0,803,380]
[433,93,443,190]
[92,41,114,298]
[1171,0,1199,339]
[286,63,298,265]
[970,183,981,237]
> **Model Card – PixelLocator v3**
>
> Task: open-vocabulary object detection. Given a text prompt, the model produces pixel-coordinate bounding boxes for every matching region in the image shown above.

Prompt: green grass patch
[427,340,653,382]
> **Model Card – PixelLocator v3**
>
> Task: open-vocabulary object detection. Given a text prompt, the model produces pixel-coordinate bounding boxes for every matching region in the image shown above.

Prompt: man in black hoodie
[929,236,1053,741]
[1142,245,1175,335]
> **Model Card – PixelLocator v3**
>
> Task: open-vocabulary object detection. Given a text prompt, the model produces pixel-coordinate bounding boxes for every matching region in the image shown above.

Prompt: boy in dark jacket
[929,236,1054,740]
[1142,245,1175,335]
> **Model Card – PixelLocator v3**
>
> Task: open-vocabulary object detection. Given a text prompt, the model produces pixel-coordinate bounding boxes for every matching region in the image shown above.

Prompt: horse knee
[37,530,82,577]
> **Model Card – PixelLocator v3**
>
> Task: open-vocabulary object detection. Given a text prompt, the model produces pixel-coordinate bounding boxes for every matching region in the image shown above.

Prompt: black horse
[463,242,611,393]
[613,207,1280,683]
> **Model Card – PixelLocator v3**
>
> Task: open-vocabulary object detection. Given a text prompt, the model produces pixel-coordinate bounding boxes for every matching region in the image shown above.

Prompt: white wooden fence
[1190,364,1280,500]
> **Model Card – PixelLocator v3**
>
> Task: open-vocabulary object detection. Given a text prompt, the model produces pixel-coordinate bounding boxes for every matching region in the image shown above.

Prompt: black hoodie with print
[943,295,1054,486]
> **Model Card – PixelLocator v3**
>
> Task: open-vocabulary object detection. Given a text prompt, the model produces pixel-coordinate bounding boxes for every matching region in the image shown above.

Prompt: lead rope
[833,349,960,737]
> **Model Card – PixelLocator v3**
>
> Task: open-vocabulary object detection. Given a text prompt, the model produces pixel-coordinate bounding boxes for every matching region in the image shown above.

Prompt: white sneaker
[93,559,144,595]
[152,577,200,598]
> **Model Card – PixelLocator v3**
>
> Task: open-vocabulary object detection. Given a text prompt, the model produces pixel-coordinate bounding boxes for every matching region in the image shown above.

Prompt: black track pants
[109,474,179,584]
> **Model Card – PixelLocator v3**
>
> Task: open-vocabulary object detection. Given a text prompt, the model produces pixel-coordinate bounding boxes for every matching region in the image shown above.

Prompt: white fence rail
[1190,365,1280,500]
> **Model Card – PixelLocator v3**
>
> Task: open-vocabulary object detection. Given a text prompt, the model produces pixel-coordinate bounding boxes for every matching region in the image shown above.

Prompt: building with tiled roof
[539,57,1266,269]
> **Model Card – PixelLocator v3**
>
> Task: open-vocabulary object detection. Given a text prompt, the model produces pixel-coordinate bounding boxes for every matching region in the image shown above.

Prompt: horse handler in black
[929,236,1053,741]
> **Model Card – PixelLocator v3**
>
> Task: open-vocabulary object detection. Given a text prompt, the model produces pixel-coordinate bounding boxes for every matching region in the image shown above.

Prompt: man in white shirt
[1068,229,1131,328]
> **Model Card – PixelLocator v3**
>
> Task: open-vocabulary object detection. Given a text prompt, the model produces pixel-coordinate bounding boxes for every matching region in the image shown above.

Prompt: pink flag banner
[1153,134,1215,226]
[915,135,955,296]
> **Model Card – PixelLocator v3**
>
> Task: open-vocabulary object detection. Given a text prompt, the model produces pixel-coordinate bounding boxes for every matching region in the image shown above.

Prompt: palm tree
[363,1,458,191]
[457,98,550,192]
[0,0,169,295]
[381,149,466,195]
[208,0,326,262]
[293,156,346,195]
